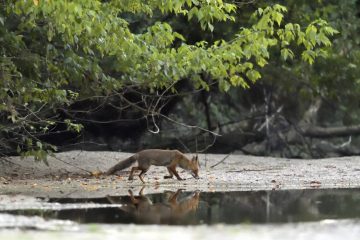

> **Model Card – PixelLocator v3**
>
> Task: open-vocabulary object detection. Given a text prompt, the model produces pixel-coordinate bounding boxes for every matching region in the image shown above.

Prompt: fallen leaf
[91,170,103,178]
[324,165,336,169]
[310,180,321,188]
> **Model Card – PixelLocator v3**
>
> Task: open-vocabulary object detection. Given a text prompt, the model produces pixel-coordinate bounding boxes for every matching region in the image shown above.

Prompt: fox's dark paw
[128,177,134,180]
[164,175,173,179]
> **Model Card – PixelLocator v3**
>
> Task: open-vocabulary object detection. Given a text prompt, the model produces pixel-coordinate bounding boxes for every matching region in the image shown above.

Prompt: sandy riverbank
[1,150,360,197]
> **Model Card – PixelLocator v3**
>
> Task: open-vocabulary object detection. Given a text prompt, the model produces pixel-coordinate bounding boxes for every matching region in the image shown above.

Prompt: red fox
[106,149,199,183]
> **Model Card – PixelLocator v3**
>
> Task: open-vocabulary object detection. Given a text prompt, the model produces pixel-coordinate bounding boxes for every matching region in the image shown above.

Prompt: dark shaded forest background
[1,0,360,159]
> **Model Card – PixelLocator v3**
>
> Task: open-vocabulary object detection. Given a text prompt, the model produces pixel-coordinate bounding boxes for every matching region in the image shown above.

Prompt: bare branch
[160,113,221,137]
[302,124,360,138]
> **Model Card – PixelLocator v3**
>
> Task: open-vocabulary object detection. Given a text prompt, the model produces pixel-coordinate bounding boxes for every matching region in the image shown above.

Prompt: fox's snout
[190,155,199,179]
[191,170,199,179]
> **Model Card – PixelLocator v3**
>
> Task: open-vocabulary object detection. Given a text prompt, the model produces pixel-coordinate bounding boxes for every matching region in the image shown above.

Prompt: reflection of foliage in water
[317,192,360,218]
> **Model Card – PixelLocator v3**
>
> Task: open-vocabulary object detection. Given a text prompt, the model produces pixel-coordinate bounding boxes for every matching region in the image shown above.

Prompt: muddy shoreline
[1,151,360,198]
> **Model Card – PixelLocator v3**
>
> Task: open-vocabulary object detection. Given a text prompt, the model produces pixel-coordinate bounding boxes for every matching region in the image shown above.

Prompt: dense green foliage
[170,0,360,157]
[0,0,337,159]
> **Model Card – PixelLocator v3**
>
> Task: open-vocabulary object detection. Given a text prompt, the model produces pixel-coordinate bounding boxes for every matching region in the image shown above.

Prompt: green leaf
[273,12,283,26]
[208,22,214,32]
[302,50,315,65]
[17,145,21,154]
[230,75,249,88]
[36,141,43,149]
[323,26,339,35]
[318,32,332,46]
[273,4,287,13]
[174,32,186,41]
[256,57,268,67]
[306,25,317,46]
[246,69,261,82]
[281,48,294,61]
[219,79,231,92]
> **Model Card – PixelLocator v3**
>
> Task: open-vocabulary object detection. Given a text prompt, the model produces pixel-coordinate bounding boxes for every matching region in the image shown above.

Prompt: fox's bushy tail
[106,155,136,175]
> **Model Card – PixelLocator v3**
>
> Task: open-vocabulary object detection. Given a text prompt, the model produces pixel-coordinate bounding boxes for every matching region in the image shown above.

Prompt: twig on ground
[210,152,232,168]
[52,155,92,174]
[0,156,21,166]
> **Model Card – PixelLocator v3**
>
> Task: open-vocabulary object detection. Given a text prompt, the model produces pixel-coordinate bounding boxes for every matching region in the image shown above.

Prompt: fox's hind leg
[164,167,174,179]
[138,168,149,184]
[128,166,140,180]
[128,166,149,183]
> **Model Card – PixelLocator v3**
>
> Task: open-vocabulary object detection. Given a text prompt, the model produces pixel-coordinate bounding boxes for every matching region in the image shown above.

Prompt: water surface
[2,188,360,225]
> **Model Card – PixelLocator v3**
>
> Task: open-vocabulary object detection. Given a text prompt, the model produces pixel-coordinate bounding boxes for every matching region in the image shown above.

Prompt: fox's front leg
[164,166,174,179]
[169,166,183,181]
[168,189,182,203]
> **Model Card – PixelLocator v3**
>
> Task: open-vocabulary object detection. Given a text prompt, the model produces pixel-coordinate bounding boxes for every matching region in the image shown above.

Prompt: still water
[2,188,360,225]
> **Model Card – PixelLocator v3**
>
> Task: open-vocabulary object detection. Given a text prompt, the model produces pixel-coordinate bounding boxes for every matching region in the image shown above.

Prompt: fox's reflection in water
[107,187,200,224]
